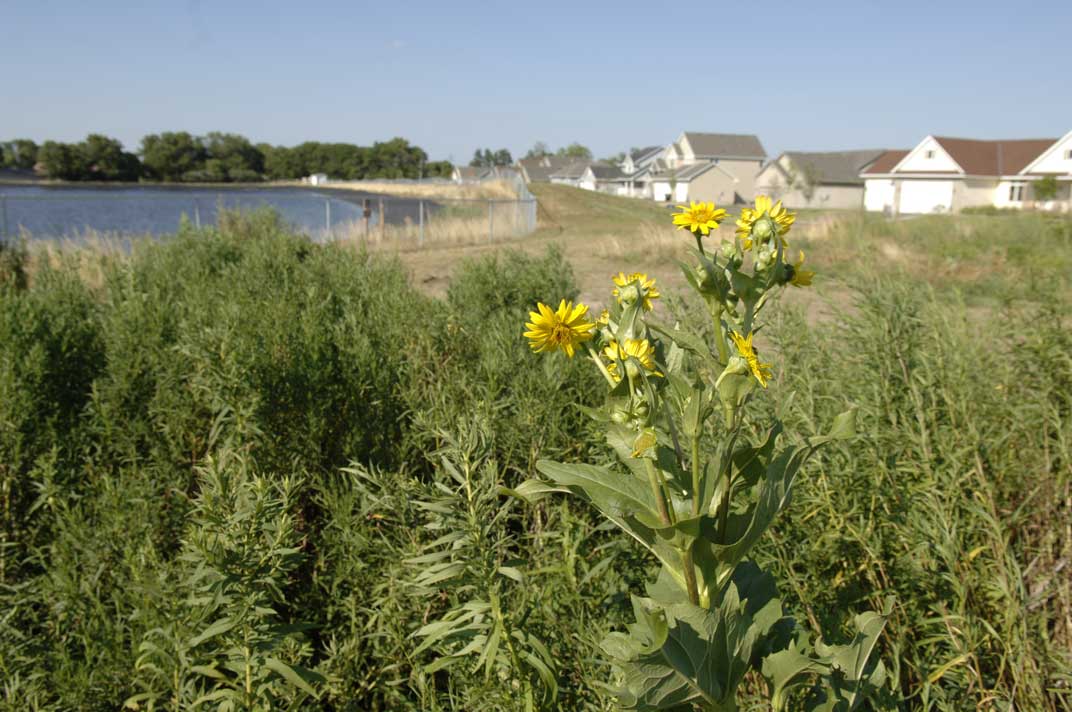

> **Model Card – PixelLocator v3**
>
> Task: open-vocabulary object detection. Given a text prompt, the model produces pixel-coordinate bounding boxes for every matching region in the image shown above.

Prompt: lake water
[0,184,426,243]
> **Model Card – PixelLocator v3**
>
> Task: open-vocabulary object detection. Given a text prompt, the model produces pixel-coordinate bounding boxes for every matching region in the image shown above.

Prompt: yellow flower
[524,300,595,358]
[672,201,728,236]
[597,308,610,326]
[729,331,773,388]
[612,272,660,311]
[735,195,796,247]
[789,250,814,287]
[603,338,661,380]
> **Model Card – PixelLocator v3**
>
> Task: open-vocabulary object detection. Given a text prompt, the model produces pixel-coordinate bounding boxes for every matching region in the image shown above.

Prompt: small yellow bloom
[789,250,814,287]
[597,308,610,326]
[524,300,595,358]
[729,331,773,388]
[672,201,728,236]
[735,195,796,247]
[612,272,660,311]
[603,338,661,380]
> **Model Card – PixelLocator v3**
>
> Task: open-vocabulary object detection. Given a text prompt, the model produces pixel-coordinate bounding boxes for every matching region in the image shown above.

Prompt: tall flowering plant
[519,198,892,710]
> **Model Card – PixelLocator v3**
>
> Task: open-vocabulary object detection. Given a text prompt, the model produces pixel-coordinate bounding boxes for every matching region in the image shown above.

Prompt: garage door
[899,180,953,214]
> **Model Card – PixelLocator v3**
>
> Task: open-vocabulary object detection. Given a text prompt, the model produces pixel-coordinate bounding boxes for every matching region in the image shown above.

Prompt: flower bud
[633,401,649,418]
[752,216,775,243]
[611,408,631,424]
[625,360,642,380]
[618,284,640,307]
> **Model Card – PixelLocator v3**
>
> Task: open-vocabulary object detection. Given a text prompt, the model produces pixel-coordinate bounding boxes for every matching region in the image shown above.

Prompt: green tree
[140,132,206,181]
[1,139,38,170]
[37,141,89,180]
[469,148,513,168]
[523,141,551,160]
[80,134,141,181]
[1033,175,1059,202]
[556,142,592,160]
[203,132,264,181]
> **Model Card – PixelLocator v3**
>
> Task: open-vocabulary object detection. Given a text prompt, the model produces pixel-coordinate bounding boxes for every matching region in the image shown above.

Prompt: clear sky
[3,0,1070,163]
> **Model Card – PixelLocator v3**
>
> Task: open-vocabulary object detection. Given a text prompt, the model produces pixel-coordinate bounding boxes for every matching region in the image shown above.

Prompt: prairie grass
[320,178,519,200]
[0,203,1069,710]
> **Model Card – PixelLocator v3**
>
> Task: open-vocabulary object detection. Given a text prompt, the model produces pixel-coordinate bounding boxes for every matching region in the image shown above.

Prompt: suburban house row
[456,129,1072,214]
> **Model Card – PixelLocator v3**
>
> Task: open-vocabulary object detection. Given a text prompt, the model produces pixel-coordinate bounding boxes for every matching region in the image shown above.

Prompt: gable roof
[682,132,766,159]
[860,149,909,175]
[906,137,1056,176]
[549,160,590,180]
[518,155,570,182]
[778,149,888,186]
[586,163,626,180]
[630,145,663,161]
[650,161,720,182]
[1020,130,1072,175]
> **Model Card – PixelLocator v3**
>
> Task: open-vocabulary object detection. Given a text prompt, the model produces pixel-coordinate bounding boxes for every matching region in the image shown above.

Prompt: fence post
[1,195,7,240]
[418,199,424,246]
[488,200,494,243]
[326,199,332,238]
[379,198,386,241]
[363,198,371,240]
[194,203,201,229]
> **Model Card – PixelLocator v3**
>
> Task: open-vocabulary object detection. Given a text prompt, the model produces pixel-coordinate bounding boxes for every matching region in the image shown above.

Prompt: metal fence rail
[0,189,539,249]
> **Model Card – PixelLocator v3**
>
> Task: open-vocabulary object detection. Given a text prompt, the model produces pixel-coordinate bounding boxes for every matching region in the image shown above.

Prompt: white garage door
[899,180,953,214]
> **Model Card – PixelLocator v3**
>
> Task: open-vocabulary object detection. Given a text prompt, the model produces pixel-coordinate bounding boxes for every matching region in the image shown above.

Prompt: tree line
[0,134,452,183]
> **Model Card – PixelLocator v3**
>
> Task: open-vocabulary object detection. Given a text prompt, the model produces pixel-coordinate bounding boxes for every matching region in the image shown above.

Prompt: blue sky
[3,0,1070,163]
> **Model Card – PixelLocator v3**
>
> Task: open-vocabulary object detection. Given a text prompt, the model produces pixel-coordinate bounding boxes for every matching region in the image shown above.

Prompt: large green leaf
[603,565,787,711]
[763,597,893,711]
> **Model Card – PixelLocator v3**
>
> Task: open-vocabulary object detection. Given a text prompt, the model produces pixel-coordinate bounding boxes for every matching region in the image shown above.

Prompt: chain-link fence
[0,187,538,249]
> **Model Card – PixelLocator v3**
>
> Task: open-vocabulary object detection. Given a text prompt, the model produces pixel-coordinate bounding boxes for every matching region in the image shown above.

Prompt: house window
[925,150,935,159]
[1009,183,1025,202]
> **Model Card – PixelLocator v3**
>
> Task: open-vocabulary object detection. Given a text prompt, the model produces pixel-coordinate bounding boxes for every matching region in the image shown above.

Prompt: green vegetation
[0,208,1069,709]
[1,132,452,183]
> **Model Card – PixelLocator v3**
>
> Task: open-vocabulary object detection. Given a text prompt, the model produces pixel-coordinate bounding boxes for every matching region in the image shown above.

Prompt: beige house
[862,132,1072,214]
[755,150,888,209]
[649,132,767,204]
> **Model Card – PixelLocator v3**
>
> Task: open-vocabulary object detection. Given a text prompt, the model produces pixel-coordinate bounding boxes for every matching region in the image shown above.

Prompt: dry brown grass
[21,229,130,292]
[316,179,518,201]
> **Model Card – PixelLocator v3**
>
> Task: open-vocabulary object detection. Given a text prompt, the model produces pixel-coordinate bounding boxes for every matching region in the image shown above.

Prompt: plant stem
[711,304,729,366]
[691,436,703,517]
[644,458,673,527]
[682,547,701,606]
[694,232,705,257]
[585,343,616,387]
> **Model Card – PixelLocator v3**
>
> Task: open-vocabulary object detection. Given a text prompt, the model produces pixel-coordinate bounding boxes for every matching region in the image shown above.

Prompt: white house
[306,173,329,186]
[615,146,663,198]
[548,160,589,188]
[861,133,1072,214]
[647,132,767,204]
[579,163,628,194]
[755,150,888,209]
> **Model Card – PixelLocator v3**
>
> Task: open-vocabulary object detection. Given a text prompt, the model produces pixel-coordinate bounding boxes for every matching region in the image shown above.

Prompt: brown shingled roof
[932,137,1055,176]
[861,149,909,175]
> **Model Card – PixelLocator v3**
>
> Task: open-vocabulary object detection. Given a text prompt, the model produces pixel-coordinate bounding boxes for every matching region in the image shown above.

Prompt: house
[754,150,888,209]
[648,131,767,204]
[617,145,665,198]
[860,150,910,213]
[548,160,589,188]
[452,165,518,183]
[861,133,1072,214]
[452,165,488,183]
[306,173,329,186]
[517,155,570,183]
[579,163,628,194]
